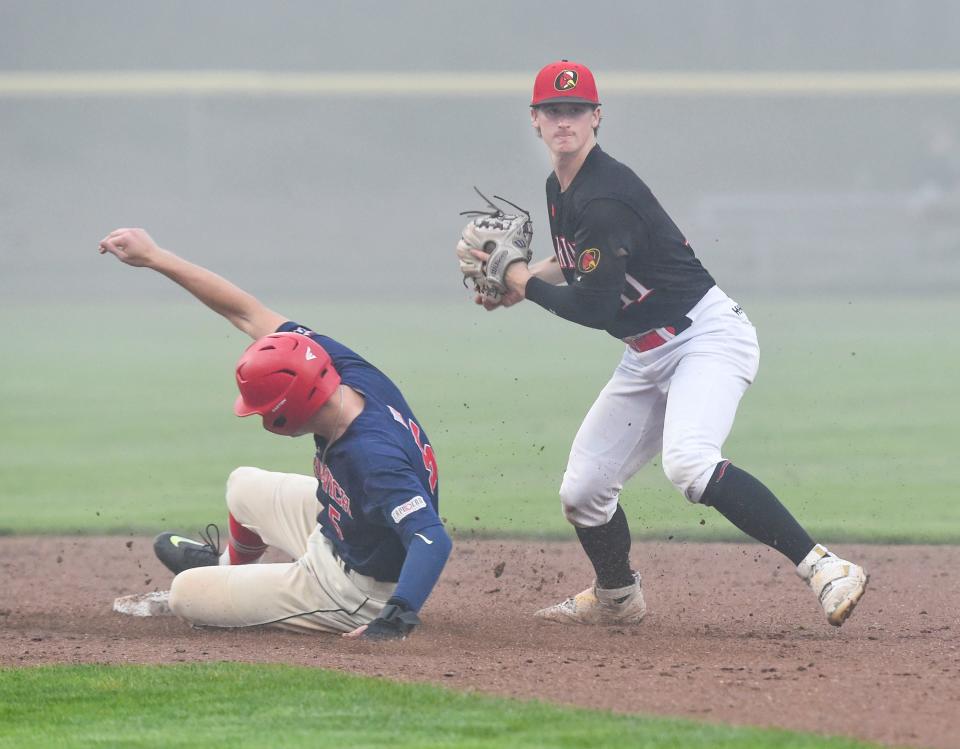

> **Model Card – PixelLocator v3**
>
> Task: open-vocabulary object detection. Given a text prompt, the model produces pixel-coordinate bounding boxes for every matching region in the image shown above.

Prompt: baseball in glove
[457,187,533,304]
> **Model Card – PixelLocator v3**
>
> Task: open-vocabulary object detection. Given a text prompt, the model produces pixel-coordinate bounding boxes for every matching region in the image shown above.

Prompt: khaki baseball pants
[169,467,396,633]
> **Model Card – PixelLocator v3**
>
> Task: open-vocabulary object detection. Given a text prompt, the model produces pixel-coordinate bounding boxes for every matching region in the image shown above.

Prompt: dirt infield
[2,536,957,748]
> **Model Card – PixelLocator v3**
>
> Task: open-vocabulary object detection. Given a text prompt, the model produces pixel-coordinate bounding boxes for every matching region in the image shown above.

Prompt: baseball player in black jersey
[459,60,867,627]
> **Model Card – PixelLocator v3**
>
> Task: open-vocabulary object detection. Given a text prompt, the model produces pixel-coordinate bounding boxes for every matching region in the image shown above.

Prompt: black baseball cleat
[153,523,222,575]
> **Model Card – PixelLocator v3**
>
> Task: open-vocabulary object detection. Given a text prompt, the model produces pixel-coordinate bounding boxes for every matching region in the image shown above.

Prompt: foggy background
[2,0,960,304]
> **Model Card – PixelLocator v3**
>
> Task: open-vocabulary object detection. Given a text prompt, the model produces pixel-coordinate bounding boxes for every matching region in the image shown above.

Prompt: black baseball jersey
[525,145,715,339]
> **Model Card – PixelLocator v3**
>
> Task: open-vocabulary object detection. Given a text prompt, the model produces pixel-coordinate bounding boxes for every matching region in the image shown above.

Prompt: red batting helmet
[233,332,341,436]
[531,60,601,107]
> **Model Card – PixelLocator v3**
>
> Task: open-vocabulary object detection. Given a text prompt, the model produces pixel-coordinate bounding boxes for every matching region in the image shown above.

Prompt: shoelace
[198,523,221,555]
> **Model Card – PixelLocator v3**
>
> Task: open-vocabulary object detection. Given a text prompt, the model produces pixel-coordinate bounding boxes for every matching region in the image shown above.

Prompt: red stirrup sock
[227,513,268,565]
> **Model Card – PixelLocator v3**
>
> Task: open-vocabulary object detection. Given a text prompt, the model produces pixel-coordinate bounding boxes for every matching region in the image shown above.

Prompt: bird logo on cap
[554,69,579,91]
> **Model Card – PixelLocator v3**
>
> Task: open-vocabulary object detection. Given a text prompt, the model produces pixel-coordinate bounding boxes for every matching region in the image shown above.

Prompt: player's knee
[168,570,198,622]
[559,473,616,527]
[225,466,264,518]
[558,472,588,521]
[169,567,227,626]
[661,448,718,504]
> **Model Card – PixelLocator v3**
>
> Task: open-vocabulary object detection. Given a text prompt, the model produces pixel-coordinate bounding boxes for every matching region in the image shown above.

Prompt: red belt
[624,317,692,353]
[626,328,675,353]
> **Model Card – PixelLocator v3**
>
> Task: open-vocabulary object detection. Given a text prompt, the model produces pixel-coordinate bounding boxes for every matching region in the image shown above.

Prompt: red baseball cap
[531,60,601,107]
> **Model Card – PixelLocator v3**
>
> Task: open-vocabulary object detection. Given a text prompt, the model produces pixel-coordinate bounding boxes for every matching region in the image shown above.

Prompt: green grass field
[2,296,957,541]
[0,663,885,749]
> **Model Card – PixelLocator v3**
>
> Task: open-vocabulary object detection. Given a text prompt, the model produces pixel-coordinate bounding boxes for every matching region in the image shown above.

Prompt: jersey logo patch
[578,248,600,273]
[554,69,578,91]
[391,495,427,524]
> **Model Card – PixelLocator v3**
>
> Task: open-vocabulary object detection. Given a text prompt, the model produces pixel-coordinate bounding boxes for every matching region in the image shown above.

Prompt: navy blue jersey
[278,322,442,583]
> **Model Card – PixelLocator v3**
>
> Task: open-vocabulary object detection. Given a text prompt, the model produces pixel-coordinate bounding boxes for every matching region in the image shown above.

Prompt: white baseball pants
[559,286,760,527]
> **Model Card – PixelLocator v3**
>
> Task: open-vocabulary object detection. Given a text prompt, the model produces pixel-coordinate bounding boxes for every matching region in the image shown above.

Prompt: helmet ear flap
[233,332,341,436]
